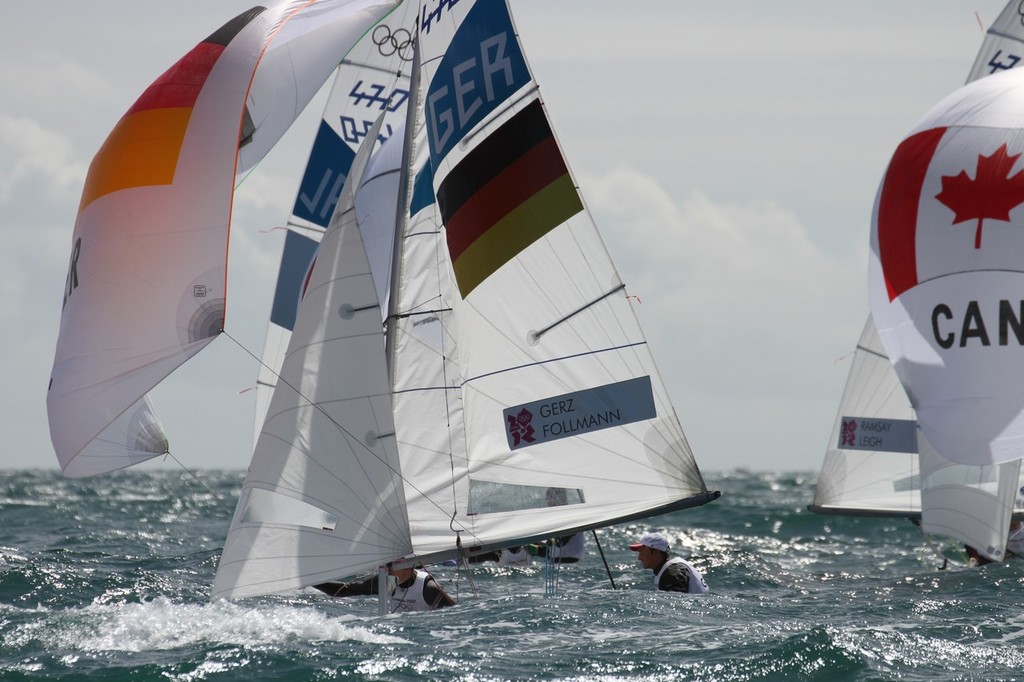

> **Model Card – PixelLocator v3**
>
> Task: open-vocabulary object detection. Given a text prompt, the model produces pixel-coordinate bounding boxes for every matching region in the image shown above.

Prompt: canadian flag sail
[869,67,1024,468]
[814,2,1024,563]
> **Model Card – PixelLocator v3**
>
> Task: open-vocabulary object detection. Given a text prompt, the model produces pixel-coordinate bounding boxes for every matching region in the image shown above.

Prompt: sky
[0,1,1011,475]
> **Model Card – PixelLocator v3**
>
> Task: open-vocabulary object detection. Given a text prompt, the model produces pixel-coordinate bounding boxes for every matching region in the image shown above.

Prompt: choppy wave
[2,469,1024,680]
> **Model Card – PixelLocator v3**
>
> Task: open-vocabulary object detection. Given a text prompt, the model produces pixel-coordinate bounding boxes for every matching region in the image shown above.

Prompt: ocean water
[2,469,1023,681]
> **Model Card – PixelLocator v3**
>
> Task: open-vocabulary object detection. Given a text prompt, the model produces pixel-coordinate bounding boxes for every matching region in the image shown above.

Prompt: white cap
[629,532,669,552]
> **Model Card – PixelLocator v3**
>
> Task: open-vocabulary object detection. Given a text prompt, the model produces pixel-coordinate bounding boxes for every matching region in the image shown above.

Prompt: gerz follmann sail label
[504,377,656,450]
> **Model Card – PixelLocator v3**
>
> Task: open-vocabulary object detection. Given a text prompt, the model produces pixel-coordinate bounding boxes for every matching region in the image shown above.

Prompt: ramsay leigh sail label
[504,377,656,450]
[838,416,918,453]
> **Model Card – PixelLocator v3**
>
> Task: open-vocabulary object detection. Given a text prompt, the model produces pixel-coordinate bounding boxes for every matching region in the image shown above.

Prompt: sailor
[471,488,586,565]
[1007,519,1024,558]
[313,564,454,612]
[497,545,532,566]
[526,487,585,563]
[628,531,708,593]
[527,532,585,563]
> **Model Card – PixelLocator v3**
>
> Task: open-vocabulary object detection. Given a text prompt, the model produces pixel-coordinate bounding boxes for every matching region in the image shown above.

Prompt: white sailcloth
[214,0,717,600]
[965,2,1024,85]
[919,448,1021,561]
[407,0,714,558]
[46,0,398,478]
[812,321,1024,558]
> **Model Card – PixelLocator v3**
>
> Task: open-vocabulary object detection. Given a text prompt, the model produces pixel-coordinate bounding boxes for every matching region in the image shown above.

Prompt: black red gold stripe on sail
[78,8,265,213]
[437,99,583,297]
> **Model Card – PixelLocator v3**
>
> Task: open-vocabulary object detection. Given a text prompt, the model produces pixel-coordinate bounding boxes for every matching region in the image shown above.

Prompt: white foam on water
[36,597,407,652]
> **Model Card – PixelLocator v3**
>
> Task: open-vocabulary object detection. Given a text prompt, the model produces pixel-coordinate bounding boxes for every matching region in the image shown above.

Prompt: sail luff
[385,29,422,378]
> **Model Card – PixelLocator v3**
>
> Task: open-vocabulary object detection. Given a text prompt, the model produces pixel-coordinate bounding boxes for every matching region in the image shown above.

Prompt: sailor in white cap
[629,531,708,593]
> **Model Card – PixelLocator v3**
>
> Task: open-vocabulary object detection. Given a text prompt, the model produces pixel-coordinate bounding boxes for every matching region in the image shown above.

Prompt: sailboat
[43,0,718,601]
[811,1,1024,563]
[211,0,719,601]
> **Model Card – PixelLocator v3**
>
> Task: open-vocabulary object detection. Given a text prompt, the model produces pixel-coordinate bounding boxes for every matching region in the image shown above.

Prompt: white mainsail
[810,320,922,517]
[812,1,1024,561]
[409,0,714,556]
[46,0,399,478]
[213,0,718,600]
[966,1,1024,84]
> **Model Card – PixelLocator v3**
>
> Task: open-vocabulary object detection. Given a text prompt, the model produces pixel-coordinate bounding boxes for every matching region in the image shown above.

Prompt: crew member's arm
[423,577,455,608]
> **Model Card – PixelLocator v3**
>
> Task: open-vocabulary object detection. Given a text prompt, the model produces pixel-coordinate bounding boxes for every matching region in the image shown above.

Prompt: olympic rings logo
[373,24,414,62]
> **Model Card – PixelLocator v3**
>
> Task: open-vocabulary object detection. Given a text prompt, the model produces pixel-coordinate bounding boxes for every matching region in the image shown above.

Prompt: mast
[384,27,422,376]
[378,27,422,615]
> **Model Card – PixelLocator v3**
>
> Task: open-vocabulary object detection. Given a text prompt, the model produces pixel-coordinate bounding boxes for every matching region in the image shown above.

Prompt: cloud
[582,167,862,469]
[0,116,84,206]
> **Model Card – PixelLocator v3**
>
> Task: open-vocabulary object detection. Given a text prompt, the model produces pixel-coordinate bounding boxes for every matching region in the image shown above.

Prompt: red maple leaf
[935,143,1024,248]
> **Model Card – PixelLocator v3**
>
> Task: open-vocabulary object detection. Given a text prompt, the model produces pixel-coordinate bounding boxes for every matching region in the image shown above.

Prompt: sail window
[922,464,999,492]
[239,489,338,531]
[467,481,584,515]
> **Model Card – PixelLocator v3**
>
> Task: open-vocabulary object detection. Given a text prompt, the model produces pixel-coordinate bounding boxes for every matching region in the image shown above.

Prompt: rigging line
[591,529,617,590]
[532,283,627,342]
[855,343,888,362]
[437,237,463,542]
[163,450,223,501]
[543,539,559,596]
[220,329,485,545]
[462,340,647,387]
